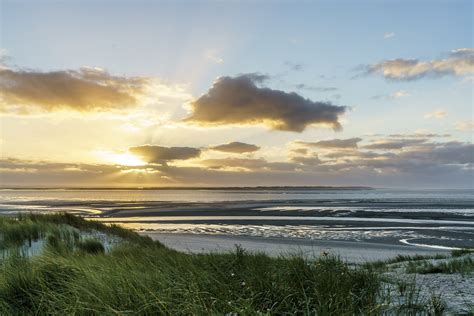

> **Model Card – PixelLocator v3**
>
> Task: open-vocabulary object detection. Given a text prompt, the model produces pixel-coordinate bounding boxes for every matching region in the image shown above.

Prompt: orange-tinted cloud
[0,67,150,114]
[197,157,296,172]
[366,48,474,80]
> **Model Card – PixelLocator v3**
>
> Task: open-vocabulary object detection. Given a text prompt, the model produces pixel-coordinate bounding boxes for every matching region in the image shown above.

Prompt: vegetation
[362,253,447,272]
[363,249,474,276]
[0,213,470,314]
[429,294,446,316]
[406,256,474,275]
[451,248,474,258]
[77,239,105,254]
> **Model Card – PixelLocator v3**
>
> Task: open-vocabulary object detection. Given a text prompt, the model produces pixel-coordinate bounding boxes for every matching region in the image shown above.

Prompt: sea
[1,188,473,249]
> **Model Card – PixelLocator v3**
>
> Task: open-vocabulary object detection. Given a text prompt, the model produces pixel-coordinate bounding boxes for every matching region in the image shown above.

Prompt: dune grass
[0,244,385,315]
[0,215,50,249]
[406,256,474,275]
[451,248,474,258]
[362,253,448,273]
[0,213,448,314]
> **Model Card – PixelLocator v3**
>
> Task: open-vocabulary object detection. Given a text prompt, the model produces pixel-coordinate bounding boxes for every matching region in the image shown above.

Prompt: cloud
[462,76,474,82]
[371,90,410,100]
[424,109,447,119]
[284,62,303,71]
[129,145,201,164]
[455,120,474,131]
[315,141,473,177]
[384,32,395,39]
[205,50,224,64]
[197,157,296,172]
[290,154,321,166]
[1,138,472,188]
[400,141,474,165]
[365,48,474,80]
[0,66,156,114]
[291,148,308,155]
[295,137,362,149]
[210,141,260,153]
[0,157,116,176]
[364,138,428,150]
[184,74,347,132]
[387,133,450,138]
[0,49,11,65]
[323,150,395,160]
[392,91,410,98]
[294,84,338,92]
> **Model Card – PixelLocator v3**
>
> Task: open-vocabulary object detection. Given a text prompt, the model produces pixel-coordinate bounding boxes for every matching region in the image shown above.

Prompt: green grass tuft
[406,257,474,274]
[77,239,105,254]
[451,248,474,258]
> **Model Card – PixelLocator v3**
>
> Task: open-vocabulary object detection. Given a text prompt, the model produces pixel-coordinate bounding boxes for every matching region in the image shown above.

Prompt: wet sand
[142,232,453,263]
[2,193,473,250]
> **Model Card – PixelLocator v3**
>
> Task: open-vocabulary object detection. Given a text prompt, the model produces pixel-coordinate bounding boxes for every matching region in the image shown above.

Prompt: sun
[111,153,147,166]
[97,151,147,166]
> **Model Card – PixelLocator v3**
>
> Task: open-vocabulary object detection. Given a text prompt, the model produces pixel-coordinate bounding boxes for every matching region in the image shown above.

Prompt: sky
[0,0,473,188]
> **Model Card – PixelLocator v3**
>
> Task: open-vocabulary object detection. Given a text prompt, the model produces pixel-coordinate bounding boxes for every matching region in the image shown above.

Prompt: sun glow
[96,151,147,166]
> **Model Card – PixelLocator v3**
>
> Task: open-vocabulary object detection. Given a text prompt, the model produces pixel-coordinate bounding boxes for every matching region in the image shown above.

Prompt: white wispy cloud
[371,90,410,100]
[424,109,447,119]
[204,49,224,64]
[455,120,474,131]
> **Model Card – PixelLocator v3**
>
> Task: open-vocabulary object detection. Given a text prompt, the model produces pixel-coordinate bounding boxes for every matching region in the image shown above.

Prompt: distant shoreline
[0,186,374,191]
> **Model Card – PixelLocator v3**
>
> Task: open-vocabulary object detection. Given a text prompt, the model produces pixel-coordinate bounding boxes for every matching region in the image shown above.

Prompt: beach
[142,232,453,262]
[1,188,473,253]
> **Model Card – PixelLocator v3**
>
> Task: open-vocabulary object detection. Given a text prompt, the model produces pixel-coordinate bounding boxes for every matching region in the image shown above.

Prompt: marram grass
[0,213,444,315]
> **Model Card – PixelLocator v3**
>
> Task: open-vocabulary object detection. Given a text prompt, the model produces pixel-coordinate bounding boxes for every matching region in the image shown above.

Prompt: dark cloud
[0,67,151,114]
[129,145,201,164]
[296,137,362,149]
[184,74,347,132]
[401,141,474,165]
[364,138,428,150]
[238,72,270,83]
[210,141,260,153]
[365,48,474,80]
[320,142,473,174]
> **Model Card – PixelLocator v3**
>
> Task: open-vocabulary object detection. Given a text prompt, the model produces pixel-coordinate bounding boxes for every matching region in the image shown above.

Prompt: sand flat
[142,232,452,263]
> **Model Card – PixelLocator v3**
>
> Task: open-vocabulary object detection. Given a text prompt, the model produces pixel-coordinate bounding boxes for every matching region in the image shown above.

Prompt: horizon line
[0,185,375,190]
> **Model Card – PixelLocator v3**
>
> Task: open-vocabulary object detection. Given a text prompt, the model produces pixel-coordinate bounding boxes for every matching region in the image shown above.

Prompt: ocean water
[1,188,473,204]
[1,188,473,249]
